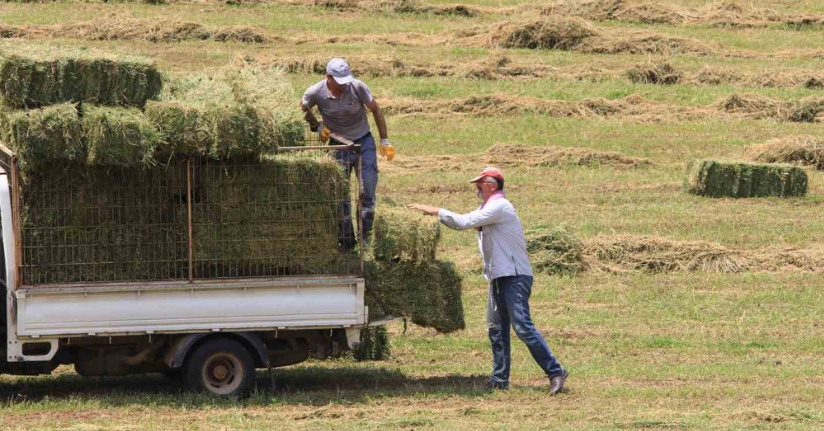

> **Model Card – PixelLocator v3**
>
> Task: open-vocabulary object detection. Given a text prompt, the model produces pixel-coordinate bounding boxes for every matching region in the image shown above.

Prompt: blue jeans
[333,132,378,249]
[487,275,564,383]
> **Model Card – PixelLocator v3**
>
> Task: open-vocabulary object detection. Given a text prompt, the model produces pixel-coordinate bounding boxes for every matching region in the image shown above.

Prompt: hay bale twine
[373,206,441,263]
[0,44,162,109]
[0,103,84,173]
[744,135,824,170]
[626,62,681,85]
[83,106,162,167]
[525,225,586,276]
[489,17,598,50]
[685,159,808,198]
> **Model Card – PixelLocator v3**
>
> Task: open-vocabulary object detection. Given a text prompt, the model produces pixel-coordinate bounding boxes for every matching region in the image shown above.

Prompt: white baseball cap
[326,58,355,85]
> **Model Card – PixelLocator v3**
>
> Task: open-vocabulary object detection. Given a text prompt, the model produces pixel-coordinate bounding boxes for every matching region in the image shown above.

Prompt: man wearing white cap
[301,58,392,249]
[409,167,569,394]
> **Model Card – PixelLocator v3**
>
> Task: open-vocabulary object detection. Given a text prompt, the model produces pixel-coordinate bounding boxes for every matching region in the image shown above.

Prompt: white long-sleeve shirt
[438,196,533,281]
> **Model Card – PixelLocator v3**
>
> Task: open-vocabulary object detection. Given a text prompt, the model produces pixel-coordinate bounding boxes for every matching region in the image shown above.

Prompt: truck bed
[14,276,365,339]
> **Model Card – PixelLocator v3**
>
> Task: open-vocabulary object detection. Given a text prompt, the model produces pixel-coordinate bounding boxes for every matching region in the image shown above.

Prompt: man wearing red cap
[410,167,569,394]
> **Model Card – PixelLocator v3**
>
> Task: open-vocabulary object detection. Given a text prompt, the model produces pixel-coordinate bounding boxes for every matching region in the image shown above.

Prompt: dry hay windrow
[626,61,681,84]
[381,143,650,174]
[582,235,824,274]
[744,135,824,169]
[538,0,824,29]
[0,16,272,43]
[715,94,824,122]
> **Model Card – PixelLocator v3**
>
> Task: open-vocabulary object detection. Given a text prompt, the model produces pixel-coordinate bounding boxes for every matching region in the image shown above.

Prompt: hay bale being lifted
[0,103,84,173]
[373,206,441,263]
[0,42,162,109]
[146,67,304,158]
[685,159,808,198]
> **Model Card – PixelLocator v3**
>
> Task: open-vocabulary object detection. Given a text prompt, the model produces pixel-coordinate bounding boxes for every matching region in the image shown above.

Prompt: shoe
[483,379,509,391]
[549,370,568,395]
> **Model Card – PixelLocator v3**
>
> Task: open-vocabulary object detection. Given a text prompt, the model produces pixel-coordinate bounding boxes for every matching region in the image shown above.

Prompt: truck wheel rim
[202,353,244,395]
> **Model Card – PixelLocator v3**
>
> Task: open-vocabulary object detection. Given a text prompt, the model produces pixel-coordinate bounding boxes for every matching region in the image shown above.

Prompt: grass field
[2,0,824,429]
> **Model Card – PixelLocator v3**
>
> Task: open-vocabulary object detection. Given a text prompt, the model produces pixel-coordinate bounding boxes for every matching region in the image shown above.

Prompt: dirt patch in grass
[538,0,824,29]
[583,235,824,274]
[744,135,824,169]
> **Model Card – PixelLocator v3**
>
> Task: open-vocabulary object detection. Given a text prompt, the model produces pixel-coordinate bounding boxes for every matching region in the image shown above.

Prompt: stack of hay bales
[685,159,808,198]
[0,42,326,285]
[367,206,465,334]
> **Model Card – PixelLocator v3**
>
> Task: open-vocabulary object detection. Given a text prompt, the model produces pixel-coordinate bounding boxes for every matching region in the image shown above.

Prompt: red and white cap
[470,166,504,183]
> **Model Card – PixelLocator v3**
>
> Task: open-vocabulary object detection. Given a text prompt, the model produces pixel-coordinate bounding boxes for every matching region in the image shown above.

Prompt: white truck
[0,144,379,397]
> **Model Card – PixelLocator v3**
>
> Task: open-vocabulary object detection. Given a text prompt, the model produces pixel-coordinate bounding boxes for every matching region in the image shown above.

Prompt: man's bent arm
[438,202,504,230]
[366,99,388,140]
[299,101,322,130]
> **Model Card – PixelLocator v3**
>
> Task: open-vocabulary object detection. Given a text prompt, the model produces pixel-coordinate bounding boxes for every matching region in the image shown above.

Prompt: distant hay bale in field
[484,143,650,168]
[54,17,269,43]
[685,159,808,198]
[83,106,162,167]
[0,43,162,109]
[745,136,824,169]
[146,67,303,157]
[626,62,681,84]
[487,17,598,50]
[525,225,586,276]
[584,235,750,274]
[365,258,464,333]
[0,103,84,173]
[373,206,441,263]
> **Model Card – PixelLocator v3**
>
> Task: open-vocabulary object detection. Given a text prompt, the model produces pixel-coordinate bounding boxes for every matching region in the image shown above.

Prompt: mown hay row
[715,94,824,122]
[744,136,824,170]
[0,17,270,44]
[0,44,163,109]
[626,62,681,85]
[373,206,441,263]
[525,225,586,276]
[685,159,808,198]
[539,0,824,29]
[147,67,304,158]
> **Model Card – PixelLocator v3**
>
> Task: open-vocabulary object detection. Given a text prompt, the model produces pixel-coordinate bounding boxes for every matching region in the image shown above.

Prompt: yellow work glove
[380,139,395,161]
[315,124,331,142]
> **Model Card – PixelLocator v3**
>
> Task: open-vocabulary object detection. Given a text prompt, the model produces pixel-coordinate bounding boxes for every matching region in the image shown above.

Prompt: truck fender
[163,332,269,369]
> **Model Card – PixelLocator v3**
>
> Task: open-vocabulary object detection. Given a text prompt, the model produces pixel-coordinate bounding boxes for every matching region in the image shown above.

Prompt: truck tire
[184,338,255,397]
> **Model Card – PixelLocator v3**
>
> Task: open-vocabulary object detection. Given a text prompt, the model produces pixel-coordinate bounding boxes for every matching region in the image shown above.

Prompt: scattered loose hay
[583,235,751,274]
[83,106,162,167]
[485,17,598,50]
[525,225,586,276]
[483,143,650,168]
[580,33,714,56]
[626,62,681,85]
[685,159,808,198]
[373,206,441,263]
[53,16,270,43]
[0,43,162,109]
[147,67,304,157]
[744,136,824,169]
[0,103,84,173]
[714,93,789,119]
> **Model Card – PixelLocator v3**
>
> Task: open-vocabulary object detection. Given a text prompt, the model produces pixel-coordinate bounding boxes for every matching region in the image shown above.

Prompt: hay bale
[83,106,162,167]
[525,225,586,276]
[0,43,162,109]
[626,62,681,85]
[0,103,84,173]
[685,159,808,198]
[488,17,598,50]
[192,152,353,278]
[147,67,303,158]
[365,258,464,333]
[745,135,824,169]
[373,206,441,263]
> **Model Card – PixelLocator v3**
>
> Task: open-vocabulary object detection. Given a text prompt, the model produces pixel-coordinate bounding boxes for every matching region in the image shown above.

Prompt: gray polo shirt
[301,79,373,141]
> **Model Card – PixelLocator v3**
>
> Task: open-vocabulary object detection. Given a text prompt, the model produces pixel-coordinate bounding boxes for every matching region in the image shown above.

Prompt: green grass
[2,0,824,429]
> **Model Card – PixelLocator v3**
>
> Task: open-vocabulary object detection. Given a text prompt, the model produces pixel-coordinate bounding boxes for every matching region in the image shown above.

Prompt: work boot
[549,370,569,395]
[483,378,509,391]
